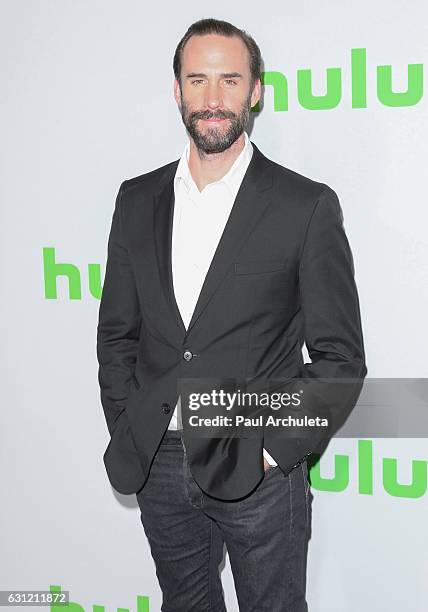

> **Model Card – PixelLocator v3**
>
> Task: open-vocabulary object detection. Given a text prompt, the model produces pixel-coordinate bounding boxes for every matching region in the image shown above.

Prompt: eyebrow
[185,72,243,79]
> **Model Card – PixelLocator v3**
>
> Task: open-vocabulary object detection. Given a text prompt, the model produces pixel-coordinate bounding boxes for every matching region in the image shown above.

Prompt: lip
[201,118,226,123]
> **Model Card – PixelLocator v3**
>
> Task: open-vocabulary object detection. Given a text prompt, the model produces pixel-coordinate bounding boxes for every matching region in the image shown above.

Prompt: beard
[179,88,253,155]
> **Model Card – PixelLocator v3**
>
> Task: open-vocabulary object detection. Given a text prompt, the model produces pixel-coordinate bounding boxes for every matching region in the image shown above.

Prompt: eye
[191,79,204,85]
[224,79,237,85]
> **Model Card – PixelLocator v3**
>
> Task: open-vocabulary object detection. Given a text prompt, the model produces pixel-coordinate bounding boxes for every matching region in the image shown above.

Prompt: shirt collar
[174,131,253,199]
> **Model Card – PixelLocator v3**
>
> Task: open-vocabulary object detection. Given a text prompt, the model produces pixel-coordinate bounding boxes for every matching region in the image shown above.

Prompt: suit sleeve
[267,186,367,457]
[96,181,142,435]
[300,186,367,377]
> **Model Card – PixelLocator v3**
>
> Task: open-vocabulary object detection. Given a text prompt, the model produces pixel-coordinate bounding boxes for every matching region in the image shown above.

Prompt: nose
[205,82,222,110]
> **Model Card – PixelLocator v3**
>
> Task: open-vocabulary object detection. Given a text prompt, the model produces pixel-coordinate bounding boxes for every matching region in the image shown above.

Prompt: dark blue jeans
[136,430,310,611]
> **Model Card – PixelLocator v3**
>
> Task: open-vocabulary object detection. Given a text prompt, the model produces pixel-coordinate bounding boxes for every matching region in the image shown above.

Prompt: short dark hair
[173,18,262,91]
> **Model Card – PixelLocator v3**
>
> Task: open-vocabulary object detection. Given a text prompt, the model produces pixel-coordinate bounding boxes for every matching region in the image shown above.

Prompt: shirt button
[161,403,171,414]
[183,350,193,361]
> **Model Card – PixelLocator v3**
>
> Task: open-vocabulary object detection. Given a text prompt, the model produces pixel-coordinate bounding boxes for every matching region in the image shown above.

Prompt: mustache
[190,110,235,121]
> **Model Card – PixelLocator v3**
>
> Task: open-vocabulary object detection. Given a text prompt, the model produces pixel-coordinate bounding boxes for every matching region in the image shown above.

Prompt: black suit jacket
[96,141,367,500]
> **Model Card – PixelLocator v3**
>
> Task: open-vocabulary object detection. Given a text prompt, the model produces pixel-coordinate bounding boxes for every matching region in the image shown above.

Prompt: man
[96,18,367,611]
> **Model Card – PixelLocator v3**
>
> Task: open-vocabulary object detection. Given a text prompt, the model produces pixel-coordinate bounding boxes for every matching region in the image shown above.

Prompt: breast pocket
[234,259,287,276]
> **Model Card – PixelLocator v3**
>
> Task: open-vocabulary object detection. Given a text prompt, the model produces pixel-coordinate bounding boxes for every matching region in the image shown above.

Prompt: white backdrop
[2,1,427,610]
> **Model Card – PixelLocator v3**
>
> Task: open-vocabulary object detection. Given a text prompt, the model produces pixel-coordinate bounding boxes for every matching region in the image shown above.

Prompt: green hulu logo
[310,440,427,498]
[49,585,150,611]
[43,248,102,300]
[251,48,423,111]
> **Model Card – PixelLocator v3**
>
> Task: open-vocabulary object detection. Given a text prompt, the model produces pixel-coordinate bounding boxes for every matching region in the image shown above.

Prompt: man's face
[174,34,261,154]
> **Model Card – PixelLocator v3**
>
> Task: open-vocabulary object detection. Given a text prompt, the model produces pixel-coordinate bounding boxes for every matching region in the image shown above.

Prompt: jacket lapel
[186,143,273,333]
[153,141,273,339]
[153,162,187,343]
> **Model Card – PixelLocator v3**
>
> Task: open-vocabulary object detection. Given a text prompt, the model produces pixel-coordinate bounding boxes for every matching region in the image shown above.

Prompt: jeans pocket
[301,460,310,529]
[301,460,310,495]
[265,465,279,475]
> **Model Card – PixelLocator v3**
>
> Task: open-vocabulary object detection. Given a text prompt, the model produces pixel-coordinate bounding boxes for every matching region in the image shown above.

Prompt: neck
[188,133,246,192]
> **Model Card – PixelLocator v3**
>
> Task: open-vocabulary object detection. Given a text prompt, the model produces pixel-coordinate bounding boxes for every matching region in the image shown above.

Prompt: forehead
[181,34,250,74]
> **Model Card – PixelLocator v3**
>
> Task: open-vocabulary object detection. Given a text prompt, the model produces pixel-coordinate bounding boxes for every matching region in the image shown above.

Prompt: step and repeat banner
[2,1,427,611]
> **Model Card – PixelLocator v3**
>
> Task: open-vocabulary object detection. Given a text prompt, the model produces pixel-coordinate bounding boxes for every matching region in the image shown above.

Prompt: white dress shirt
[169,131,277,466]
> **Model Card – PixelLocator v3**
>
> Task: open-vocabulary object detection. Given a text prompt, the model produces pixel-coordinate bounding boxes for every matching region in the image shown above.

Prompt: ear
[250,78,262,108]
[173,78,181,107]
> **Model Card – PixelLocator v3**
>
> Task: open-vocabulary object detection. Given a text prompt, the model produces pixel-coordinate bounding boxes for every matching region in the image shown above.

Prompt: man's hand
[263,457,273,471]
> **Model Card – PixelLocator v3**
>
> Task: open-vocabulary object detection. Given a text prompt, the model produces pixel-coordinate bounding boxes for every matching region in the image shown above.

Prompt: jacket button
[183,350,193,361]
[161,403,171,414]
